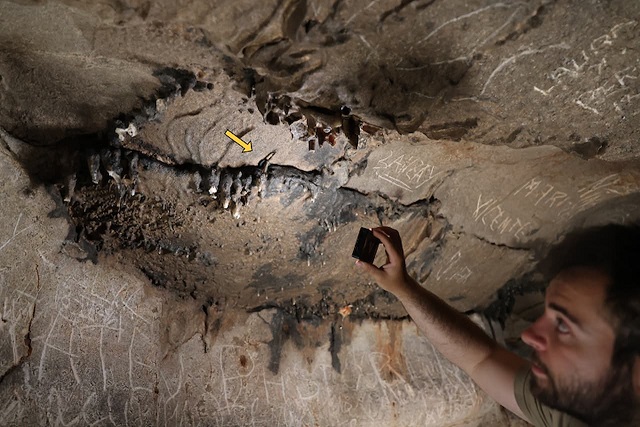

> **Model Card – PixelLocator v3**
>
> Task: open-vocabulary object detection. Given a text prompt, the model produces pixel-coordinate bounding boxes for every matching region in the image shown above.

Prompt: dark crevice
[0,265,38,388]
[0,359,24,389]
[247,286,410,322]
[495,2,555,46]
[568,135,608,159]
[153,372,160,407]
[329,323,342,373]
[246,303,413,323]
[468,230,534,252]
[415,0,438,11]
[237,0,286,57]
[502,126,523,145]
[265,309,306,374]
[247,299,407,376]
[28,264,39,352]
[201,303,210,353]
[379,0,434,25]
[173,106,209,120]
[0,127,19,157]
[247,302,282,314]
[482,271,544,326]
[422,118,478,141]
[325,0,346,24]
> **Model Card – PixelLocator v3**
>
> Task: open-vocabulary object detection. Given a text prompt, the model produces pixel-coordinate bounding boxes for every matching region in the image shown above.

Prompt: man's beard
[529,355,638,426]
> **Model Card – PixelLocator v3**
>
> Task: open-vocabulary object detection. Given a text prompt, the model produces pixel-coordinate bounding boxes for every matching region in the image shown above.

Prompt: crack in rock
[0,265,39,387]
[468,230,534,252]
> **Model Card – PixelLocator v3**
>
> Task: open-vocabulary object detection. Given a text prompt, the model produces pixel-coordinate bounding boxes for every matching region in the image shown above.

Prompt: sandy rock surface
[1,0,639,425]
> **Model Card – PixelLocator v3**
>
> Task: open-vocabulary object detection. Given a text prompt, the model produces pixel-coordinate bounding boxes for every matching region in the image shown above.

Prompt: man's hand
[355,227,414,296]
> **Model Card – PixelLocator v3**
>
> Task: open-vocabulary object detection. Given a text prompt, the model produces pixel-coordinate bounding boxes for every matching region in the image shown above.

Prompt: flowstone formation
[1,0,640,425]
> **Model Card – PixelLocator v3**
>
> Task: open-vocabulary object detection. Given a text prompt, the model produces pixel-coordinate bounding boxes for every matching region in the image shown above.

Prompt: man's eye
[556,318,570,334]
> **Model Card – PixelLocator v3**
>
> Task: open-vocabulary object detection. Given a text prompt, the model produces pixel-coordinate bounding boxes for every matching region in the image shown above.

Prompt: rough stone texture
[0,153,43,380]
[0,1,161,144]
[0,144,518,425]
[1,0,640,425]
[131,73,348,172]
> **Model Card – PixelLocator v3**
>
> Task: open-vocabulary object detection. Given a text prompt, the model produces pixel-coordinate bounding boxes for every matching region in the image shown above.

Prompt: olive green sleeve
[514,367,588,427]
[514,366,553,426]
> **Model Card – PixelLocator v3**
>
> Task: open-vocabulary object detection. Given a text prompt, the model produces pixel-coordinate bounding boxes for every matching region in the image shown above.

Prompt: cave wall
[1,0,640,425]
[0,144,522,425]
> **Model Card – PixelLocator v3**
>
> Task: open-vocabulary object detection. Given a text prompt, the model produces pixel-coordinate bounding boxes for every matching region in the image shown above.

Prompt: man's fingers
[355,259,383,281]
[376,226,398,236]
[371,227,403,264]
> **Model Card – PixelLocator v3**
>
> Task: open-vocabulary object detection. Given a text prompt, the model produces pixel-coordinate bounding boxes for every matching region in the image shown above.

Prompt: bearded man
[356,224,640,426]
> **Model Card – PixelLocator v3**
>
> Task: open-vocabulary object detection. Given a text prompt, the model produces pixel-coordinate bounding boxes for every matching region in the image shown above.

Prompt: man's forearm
[395,275,498,375]
[358,227,529,418]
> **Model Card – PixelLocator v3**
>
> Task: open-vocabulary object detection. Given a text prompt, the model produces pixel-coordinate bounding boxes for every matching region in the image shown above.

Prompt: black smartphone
[352,227,380,264]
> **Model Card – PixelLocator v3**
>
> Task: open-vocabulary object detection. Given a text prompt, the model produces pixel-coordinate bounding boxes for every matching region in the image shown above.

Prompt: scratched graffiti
[1,301,496,426]
[0,213,38,372]
[159,321,491,427]
[471,172,639,241]
[373,151,444,192]
[398,2,532,73]
[434,251,473,285]
[533,21,639,117]
[472,193,536,241]
[0,253,162,427]
[512,173,638,221]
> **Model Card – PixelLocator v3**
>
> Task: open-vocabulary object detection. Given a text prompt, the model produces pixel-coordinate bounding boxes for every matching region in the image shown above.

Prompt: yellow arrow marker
[225,130,253,153]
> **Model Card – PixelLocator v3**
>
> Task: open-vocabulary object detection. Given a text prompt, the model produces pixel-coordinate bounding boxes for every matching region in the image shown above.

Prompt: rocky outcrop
[1,0,639,425]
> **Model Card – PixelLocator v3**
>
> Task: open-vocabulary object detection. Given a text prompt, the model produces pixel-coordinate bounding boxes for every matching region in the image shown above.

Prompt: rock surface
[1,143,524,425]
[1,0,640,425]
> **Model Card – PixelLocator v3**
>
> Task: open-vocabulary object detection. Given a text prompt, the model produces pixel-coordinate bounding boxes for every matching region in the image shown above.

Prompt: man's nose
[521,317,548,352]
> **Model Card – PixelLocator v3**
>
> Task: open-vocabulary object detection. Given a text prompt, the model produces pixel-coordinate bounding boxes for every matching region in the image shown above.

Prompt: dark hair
[541,224,640,364]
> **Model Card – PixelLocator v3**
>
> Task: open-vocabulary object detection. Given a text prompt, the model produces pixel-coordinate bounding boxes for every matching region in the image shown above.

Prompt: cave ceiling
[1,0,640,320]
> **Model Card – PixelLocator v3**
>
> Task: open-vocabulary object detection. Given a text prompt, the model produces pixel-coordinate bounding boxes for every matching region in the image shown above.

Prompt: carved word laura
[534,20,639,117]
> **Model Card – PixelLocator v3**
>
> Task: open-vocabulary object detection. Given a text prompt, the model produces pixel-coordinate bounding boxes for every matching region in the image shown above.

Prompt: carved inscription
[471,172,638,241]
[0,213,37,369]
[534,21,639,117]
[435,251,473,284]
[472,194,534,241]
[373,151,444,192]
[513,173,636,220]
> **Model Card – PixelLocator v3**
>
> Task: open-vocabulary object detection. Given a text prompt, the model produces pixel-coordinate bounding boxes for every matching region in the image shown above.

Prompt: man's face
[520,266,636,422]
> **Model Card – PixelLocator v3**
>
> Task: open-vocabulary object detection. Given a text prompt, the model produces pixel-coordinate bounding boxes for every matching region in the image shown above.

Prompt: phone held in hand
[352,227,380,264]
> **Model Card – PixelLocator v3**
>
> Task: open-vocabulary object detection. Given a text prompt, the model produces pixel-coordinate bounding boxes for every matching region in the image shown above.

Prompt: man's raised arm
[356,226,529,419]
